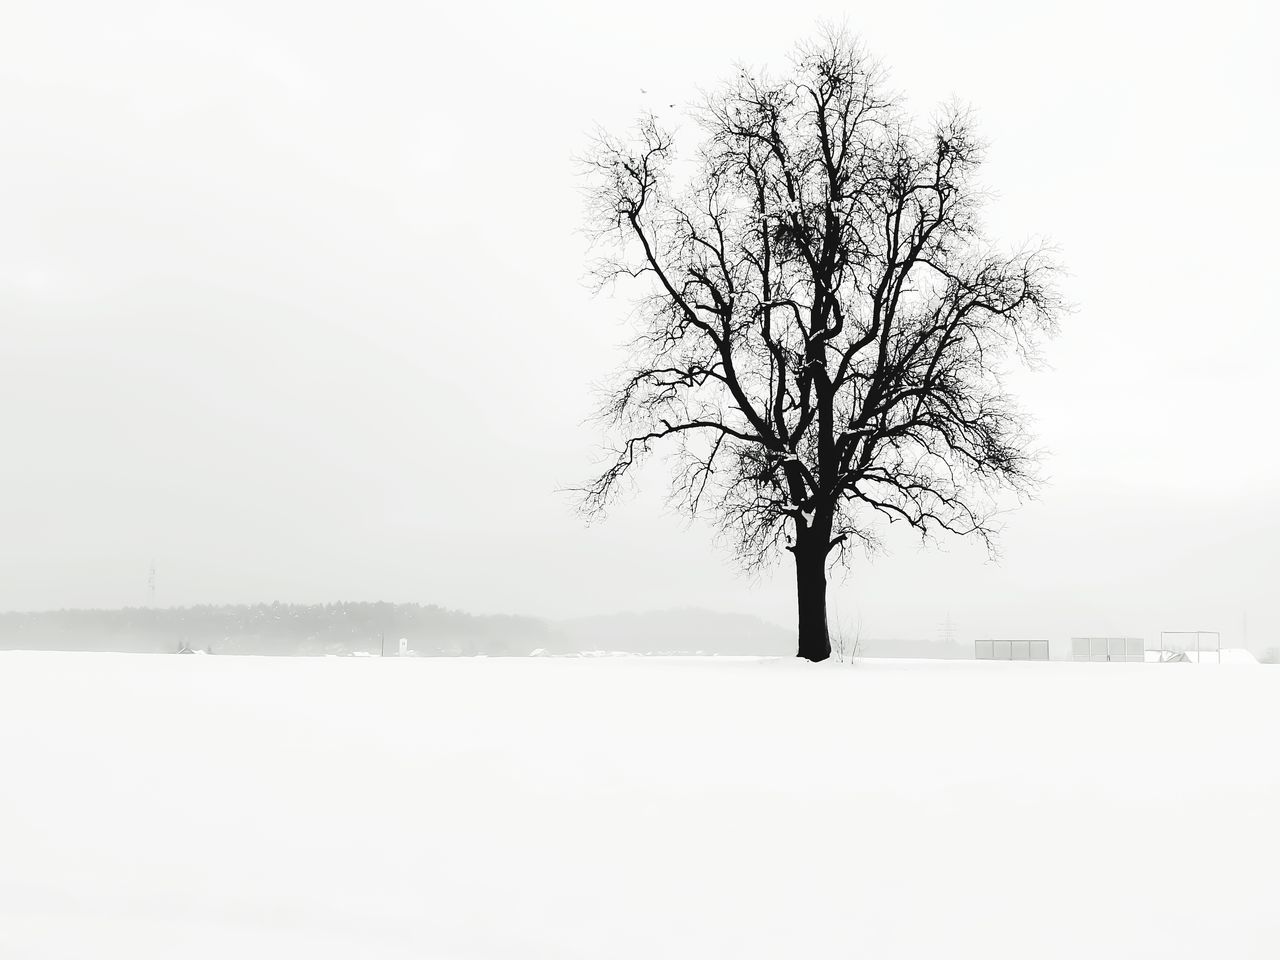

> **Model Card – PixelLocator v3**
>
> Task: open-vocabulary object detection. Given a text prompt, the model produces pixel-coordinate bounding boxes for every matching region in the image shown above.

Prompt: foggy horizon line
[0,599,789,624]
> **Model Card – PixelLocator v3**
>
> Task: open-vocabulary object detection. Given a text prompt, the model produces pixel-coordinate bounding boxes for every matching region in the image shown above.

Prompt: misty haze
[2,2,1277,958]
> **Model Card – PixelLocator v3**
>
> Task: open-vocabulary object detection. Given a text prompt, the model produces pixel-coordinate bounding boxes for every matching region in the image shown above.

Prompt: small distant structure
[398,637,408,656]
[1071,637,1144,663]
[1159,631,1222,664]
[975,639,1050,661]
[175,640,208,655]
[1067,632,1244,664]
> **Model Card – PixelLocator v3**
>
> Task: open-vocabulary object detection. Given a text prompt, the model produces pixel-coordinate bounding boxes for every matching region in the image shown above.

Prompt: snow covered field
[1,652,1277,959]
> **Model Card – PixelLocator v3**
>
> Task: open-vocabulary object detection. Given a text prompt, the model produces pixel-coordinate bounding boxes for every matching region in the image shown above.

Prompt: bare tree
[579,31,1061,662]
[831,607,862,664]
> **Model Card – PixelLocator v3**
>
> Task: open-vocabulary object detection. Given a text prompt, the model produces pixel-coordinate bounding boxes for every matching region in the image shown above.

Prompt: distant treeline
[854,637,969,660]
[0,603,974,659]
[0,602,557,657]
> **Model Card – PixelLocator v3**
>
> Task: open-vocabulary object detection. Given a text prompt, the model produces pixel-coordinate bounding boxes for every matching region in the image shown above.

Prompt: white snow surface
[1183,648,1258,664]
[1,652,1278,958]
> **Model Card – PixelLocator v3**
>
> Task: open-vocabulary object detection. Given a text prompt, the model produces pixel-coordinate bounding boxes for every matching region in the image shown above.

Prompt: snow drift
[1,652,1276,958]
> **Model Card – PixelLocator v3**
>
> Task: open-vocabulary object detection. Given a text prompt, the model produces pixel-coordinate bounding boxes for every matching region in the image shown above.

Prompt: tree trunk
[794,536,831,662]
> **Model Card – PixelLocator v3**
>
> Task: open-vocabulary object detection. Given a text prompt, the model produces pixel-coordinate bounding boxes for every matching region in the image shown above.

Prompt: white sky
[1,0,1276,646]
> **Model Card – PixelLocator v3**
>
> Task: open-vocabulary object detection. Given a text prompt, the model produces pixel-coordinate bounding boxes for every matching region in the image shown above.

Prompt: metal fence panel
[1070,637,1145,662]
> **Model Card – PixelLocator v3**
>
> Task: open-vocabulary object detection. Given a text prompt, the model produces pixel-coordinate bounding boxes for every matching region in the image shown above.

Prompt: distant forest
[0,603,972,659]
[0,603,555,657]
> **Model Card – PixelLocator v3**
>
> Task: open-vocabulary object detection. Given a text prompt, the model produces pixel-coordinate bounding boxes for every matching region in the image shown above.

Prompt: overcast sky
[2,0,1276,647]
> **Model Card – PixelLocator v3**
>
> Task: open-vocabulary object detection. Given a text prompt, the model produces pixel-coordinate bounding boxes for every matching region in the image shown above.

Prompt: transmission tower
[939,612,957,645]
[148,560,156,607]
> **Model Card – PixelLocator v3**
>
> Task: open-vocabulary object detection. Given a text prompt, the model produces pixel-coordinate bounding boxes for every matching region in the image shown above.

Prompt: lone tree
[580,32,1061,662]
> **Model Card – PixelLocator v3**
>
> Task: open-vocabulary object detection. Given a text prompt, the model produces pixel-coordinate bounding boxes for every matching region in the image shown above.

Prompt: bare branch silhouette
[578,31,1062,661]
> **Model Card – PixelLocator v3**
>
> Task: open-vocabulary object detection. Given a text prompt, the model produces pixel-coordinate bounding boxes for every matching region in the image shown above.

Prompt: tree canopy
[580,31,1062,659]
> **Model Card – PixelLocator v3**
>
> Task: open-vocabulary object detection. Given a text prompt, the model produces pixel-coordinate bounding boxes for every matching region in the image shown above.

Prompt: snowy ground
[1,652,1277,959]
